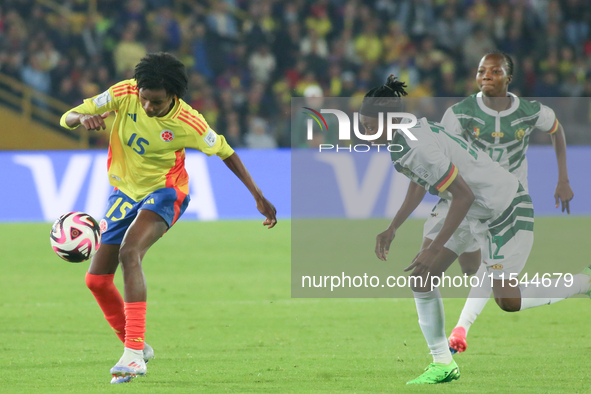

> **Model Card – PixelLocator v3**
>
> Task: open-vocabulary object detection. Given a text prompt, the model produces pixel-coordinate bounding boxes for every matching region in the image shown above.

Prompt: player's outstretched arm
[64,111,110,130]
[375,182,426,261]
[550,123,574,213]
[405,174,474,276]
[223,152,277,229]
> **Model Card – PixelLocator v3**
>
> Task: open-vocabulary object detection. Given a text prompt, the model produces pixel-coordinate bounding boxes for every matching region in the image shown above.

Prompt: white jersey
[440,92,558,190]
[391,118,518,220]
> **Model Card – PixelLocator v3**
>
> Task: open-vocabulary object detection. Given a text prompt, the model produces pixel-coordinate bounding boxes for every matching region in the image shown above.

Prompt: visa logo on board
[12,153,217,221]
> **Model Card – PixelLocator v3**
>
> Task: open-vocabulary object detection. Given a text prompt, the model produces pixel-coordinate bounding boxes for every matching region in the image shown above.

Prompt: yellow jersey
[60,79,234,201]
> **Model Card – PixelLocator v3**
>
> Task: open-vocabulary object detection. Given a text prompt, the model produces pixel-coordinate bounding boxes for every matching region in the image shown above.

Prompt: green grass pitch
[0,217,590,393]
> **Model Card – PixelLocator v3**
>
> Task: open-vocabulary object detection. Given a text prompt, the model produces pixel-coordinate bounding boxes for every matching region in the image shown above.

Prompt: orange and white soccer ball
[50,212,101,263]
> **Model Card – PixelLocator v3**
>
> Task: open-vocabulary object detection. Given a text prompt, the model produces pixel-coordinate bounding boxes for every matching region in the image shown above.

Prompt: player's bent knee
[118,246,142,269]
[495,297,520,312]
[85,272,114,291]
[458,252,480,276]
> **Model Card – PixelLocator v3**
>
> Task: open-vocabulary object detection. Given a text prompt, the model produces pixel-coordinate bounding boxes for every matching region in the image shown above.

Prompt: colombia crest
[160,130,175,142]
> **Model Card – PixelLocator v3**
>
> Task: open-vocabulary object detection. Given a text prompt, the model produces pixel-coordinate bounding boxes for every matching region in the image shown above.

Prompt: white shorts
[423,185,535,280]
[423,199,480,256]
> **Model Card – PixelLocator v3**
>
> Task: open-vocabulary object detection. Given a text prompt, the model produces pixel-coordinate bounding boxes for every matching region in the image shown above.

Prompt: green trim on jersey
[450,94,546,174]
[487,184,534,245]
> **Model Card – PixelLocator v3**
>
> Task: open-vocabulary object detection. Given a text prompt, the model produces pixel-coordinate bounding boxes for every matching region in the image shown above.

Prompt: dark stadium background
[1,0,590,149]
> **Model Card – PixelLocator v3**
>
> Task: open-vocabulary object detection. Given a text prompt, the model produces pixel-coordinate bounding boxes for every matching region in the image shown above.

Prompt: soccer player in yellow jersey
[60,53,277,384]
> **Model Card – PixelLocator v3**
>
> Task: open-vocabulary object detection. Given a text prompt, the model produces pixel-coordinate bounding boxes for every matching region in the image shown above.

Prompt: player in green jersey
[442,52,574,354]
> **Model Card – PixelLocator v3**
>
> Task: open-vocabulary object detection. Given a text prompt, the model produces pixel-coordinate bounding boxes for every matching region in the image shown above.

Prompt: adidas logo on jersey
[128,113,137,122]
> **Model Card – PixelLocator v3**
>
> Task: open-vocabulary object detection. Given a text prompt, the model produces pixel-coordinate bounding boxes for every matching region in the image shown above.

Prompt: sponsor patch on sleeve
[414,165,430,179]
[204,128,217,147]
[93,90,112,107]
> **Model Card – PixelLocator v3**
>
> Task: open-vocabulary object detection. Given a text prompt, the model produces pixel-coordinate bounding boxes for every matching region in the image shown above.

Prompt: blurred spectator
[327,63,342,97]
[536,0,562,27]
[78,70,100,98]
[113,23,147,77]
[1,53,24,82]
[248,45,276,85]
[408,77,434,98]
[305,2,332,38]
[385,53,420,90]
[340,71,357,97]
[191,23,213,81]
[539,50,559,74]
[224,112,244,148]
[300,28,328,59]
[28,5,50,37]
[415,36,445,81]
[382,22,409,64]
[535,22,565,56]
[562,0,590,50]
[354,22,382,64]
[437,69,462,97]
[499,26,526,56]
[560,72,584,97]
[492,2,511,43]
[36,40,60,73]
[558,47,575,80]
[396,0,434,40]
[295,71,319,96]
[328,32,359,68]
[243,1,275,52]
[245,116,277,149]
[285,58,307,90]
[115,0,149,38]
[533,72,561,97]
[433,6,471,56]
[206,2,238,41]
[515,56,537,96]
[273,22,301,74]
[21,56,50,94]
[462,25,495,70]
[150,6,181,51]
[81,15,106,58]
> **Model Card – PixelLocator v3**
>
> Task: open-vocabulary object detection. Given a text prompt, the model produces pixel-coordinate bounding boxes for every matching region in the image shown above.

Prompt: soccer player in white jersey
[361,76,589,384]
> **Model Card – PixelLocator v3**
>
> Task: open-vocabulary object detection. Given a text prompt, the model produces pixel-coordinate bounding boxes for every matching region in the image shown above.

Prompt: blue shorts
[99,187,190,245]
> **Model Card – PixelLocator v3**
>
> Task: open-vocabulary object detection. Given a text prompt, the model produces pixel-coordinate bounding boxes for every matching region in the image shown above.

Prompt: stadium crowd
[1,0,590,147]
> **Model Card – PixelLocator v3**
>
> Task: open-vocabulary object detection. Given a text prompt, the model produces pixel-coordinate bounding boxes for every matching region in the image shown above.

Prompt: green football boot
[406,360,460,385]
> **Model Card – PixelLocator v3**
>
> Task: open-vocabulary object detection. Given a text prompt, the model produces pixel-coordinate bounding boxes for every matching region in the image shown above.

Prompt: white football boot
[110,347,147,384]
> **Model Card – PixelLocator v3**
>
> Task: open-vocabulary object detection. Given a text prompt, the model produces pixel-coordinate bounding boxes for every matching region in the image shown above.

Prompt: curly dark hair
[134,52,188,98]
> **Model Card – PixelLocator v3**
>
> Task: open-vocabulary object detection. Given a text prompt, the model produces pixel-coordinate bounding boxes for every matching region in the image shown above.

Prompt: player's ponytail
[360,75,408,117]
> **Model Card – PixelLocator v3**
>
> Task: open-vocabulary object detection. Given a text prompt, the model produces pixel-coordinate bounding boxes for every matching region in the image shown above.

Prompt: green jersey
[440,92,559,190]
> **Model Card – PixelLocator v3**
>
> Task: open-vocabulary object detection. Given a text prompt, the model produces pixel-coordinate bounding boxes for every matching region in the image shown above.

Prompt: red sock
[124,302,147,350]
[85,272,126,342]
